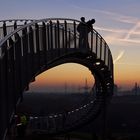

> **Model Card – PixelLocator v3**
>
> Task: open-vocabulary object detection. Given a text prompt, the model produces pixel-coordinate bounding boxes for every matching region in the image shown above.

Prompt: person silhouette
[77,17,88,48]
[86,18,95,33]
[85,18,95,49]
[77,17,95,49]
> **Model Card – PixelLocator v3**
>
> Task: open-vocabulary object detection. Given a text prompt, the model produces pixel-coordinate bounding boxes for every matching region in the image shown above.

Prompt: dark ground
[12,92,140,139]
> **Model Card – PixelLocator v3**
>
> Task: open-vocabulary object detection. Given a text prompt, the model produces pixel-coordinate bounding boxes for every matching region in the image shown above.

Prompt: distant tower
[134,82,138,96]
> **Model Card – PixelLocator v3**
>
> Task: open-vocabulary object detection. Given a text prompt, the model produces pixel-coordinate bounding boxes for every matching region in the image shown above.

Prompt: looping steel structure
[0,18,114,139]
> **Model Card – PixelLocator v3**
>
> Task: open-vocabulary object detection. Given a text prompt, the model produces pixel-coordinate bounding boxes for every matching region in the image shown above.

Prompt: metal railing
[0,18,113,72]
[0,19,35,40]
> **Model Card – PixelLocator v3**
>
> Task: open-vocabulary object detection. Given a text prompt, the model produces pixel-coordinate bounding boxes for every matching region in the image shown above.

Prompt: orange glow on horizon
[28,61,140,92]
[29,63,95,92]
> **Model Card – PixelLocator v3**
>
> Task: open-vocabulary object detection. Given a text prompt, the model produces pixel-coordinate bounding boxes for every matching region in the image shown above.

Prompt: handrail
[0,18,75,44]
[0,19,35,23]
[0,19,36,41]
[0,18,112,61]
[0,18,107,50]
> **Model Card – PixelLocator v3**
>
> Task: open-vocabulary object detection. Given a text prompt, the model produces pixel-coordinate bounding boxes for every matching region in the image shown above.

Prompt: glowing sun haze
[29,63,95,92]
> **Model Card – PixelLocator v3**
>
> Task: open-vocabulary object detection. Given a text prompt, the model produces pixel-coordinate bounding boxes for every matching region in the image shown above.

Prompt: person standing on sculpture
[86,18,95,33]
[77,17,95,48]
[77,17,88,48]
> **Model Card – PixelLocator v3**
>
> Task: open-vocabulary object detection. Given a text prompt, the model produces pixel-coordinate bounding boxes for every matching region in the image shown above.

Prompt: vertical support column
[104,43,107,65]
[3,22,7,37]
[49,20,53,59]
[46,23,51,61]
[42,22,47,64]
[100,38,102,60]
[50,20,53,50]
[47,23,50,51]
[14,21,17,30]
[7,39,15,120]
[4,40,11,128]
[21,27,29,91]
[111,55,114,79]
[68,29,71,48]
[14,33,22,102]
[108,50,110,70]
[62,26,65,49]
[35,23,40,52]
[95,33,98,58]
[35,23,40,69]
[91,31,93,52]
[57,20,60,56]
[74,21,76,49]
[54,24,57,49]
[64,20,67,52]
[29,26,36,77]
[24,21,27,26]
[29,30,36,82]
[25,26,31,92]
[42,22,47,50]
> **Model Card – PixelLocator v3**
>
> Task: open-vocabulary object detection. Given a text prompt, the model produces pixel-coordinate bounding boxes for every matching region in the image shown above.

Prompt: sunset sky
[0,0,140,92]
